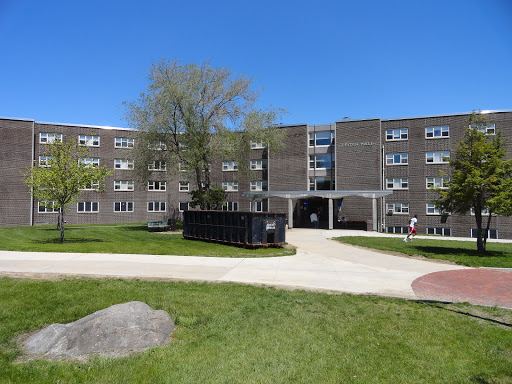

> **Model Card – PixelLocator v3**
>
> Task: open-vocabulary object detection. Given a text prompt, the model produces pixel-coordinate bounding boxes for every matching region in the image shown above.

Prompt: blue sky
[1,0,511,128]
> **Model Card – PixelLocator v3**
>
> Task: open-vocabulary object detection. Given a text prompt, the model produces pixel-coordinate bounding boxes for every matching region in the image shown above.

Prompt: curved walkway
[0,229,510,307]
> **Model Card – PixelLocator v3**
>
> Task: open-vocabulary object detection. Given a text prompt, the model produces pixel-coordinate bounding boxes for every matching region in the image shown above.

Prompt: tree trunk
[475,209,486,252]
[60,211,65,243]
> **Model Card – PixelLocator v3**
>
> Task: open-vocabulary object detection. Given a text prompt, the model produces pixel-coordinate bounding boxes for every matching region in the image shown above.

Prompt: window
[148,181,166,191]
[309,131,335,146]
[386,128,408,141]
[179,181,190,191]
[426,177,450,189]
[80,181,100,190]
[310,177,334,191]
[386,153,408,165]
[471,123,496,135]
[309,154,334,169]
[179,202,190,212]
[387,226,409,234]
[114,201,134,212]
[40,133,62,144]
[386,178,408,190]
[147,201,166,212]
[426,203,442,215]
[149,141,167,151]
[426,126,449,138]
[115,137,134,148]
[250,200,266,212]
[222,201,239,211]
[250,159,267,170]
[179,161,188,172]
[426,151,450,164]
[79,135,99,147]
[114,180,134,191]
[222,161,238,171]
[80,157,100,167]
[114,159,134,169]
[426,227,451,236]
[222,181,238,191]
[38,201,58,213]
[39,156,53,167]
[148,161,166,171]
[471,228,498,239]
[386,202,409,214]
[470,207,492,216]
[250,180,268,191]
[77,201,99,213]
[250,140,265,149]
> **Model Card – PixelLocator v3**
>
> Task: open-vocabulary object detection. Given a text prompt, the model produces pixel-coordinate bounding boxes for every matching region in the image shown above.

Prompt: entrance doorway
[296,198,329,228]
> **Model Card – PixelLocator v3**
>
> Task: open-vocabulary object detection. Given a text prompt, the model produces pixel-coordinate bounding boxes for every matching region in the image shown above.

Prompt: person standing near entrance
[404,215,418,242]
[310,211,319,229]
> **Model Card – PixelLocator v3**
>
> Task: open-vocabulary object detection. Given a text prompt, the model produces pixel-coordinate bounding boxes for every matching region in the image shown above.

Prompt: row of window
[385,124,496,141]
[386,177,450,190]
[222,181,268,192]
[385,151,450,165]
[78,180,269,192]
[388,203,491,216]
[222,160,268,171]
[38,200,268,213]
[386,226,498,239]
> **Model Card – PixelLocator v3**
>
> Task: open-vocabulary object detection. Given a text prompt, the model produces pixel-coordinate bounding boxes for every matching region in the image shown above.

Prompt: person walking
[310,211,319,229]
[404,215,418,242]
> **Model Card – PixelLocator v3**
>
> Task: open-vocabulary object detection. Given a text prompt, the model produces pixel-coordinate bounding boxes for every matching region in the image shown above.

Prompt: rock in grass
[23,301,174,361]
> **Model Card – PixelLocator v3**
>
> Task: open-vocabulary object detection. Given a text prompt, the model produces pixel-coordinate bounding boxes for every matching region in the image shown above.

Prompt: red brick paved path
[412,269,512,308]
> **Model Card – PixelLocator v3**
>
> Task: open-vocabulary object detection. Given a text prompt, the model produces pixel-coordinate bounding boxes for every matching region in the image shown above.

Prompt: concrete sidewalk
[0,228,469,300]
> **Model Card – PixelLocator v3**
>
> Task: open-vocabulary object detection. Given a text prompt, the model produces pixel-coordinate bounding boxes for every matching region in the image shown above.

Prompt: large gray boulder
[22,301,174,361]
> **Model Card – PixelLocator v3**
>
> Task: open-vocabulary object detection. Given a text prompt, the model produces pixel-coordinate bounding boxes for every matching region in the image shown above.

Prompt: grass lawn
[0,277,511,384]
[334,236,512,268]
[0,225,294,258]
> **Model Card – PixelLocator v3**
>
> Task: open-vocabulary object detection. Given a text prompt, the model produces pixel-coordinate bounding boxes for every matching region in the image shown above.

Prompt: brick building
[1,110,511,239]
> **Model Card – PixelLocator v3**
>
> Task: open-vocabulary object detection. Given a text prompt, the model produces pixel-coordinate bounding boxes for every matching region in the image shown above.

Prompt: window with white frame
[79,157,100,167]
[78,135,99,147]
[148,181,166,191]
[114,159,134,169]
[470,207,492,216]
[222,161,238,171]
[425,126,449,138]
[222,181,238,191]
[471,123,496,135]
[250,140,265,149]
[77,201,99,213]
[222,201,239,211]
[471,228,498,239]
[386,202,409,214]
[80,181,99,190]
[114,201,134,212]
[309,131,335,146]
[40,133,62,144]
[387,226,409,234]
[114,180,134,191]
[309,153,334,169]
[426,177,450,189]
[386,178,408,190]
[250,180,268,191]
[250,200,266,212]
[386,153,408,165]
[426,151,450,164]
[179,181,190,191]
[115,137,134,148]
[426,227,451,236]
[179,161,188,172]
[386,128,408,141]
[39,156,53,167]
[309,177,334,191]
[38,201,58,213]
[148,161,166,171]
[149,141,167,151]
[426,203,442,215]
[179,202,190,212]
[250,159,267,170]
[147,201,166,212]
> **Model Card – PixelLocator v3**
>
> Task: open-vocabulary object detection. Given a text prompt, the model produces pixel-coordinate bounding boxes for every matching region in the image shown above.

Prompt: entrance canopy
[241,190,393,230]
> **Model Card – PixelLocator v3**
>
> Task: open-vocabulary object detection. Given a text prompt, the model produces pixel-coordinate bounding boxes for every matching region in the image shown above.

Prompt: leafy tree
[123,59,286,209]
[23,138,113,242]
[432,112,512,251]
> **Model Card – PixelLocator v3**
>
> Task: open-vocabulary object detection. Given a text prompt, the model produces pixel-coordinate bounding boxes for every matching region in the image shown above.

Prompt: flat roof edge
[0,116,35,123]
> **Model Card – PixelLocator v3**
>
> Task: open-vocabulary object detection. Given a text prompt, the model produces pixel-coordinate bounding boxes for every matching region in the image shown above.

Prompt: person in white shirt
[404,215,418,242]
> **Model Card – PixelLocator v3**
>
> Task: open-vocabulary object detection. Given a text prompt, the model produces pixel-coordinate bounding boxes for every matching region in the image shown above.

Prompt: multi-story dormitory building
[1,110,512,239]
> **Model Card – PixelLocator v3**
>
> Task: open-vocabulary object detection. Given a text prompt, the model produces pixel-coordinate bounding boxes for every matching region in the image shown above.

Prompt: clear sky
[1,0,511,128]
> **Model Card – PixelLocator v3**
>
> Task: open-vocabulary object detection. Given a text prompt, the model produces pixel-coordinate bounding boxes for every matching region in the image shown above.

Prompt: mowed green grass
[334,236,512,268]
[0,225,294,257]
[1,277,511,384]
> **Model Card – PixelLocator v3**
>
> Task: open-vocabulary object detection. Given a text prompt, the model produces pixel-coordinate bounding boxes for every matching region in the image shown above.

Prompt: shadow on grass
[413,246,506,258]
[33,238,105,244]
